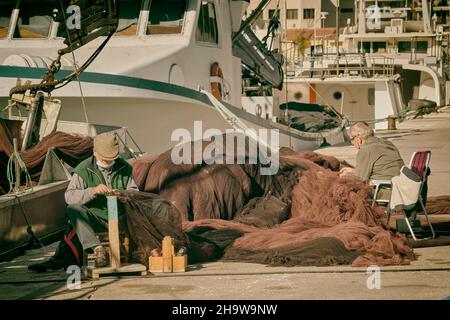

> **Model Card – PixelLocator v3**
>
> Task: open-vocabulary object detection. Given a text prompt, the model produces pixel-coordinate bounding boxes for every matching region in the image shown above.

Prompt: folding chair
[372,150,435,240]
[370,180,392,208]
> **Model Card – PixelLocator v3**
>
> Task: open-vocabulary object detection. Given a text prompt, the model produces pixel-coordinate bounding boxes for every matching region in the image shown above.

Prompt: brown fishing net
[131,134,271,221]
[2,128,444,267]
[222,237,362,267]
[116,190,189,266]
[126,134,417,267]
[21,131,93,180]
[0,123,92,194]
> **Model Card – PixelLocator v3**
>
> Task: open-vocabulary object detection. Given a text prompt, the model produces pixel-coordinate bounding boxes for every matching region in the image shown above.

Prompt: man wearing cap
[28,132,138,272]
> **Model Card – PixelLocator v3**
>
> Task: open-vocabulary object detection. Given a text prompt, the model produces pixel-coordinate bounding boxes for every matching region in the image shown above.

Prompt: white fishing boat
[0,0,347,154]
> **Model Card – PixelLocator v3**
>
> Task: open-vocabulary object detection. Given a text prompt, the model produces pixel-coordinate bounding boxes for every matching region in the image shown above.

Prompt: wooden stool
[84,196,147,279]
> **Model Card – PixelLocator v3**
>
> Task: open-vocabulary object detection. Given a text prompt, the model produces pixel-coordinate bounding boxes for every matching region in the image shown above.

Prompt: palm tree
[293,34,310,60]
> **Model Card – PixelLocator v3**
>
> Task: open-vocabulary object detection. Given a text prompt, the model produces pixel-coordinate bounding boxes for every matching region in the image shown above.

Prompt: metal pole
[13,138,20,192]
[336,0,340,76]
[21,91,44,151]
[7,0,21,39]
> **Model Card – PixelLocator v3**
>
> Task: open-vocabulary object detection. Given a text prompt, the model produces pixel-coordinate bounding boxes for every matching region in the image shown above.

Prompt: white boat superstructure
[258,0,450,129]
[0,0,346,153]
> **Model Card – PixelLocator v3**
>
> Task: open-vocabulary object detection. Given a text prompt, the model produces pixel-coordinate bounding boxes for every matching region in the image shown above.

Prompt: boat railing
[286,54,396,80]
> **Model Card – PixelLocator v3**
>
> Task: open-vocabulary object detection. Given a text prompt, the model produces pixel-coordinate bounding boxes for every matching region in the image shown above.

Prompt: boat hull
[0,69,346,154]
[0,182,68,260]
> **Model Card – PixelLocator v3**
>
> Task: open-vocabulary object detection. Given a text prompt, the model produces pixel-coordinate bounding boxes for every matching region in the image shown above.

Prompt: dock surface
[1,108,450,300]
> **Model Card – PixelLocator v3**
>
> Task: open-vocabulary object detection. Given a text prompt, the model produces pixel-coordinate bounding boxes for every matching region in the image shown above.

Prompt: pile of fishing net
[0,119,93,194]
[124,134,416,267]
[279,102,341,132]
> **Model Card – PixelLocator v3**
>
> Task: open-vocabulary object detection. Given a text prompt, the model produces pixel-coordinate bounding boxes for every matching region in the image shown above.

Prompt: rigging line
[58,0,90,129]
[53,35,111,89]
[298,76,346,122]
[283,0,291,148]
[201,89,278,155]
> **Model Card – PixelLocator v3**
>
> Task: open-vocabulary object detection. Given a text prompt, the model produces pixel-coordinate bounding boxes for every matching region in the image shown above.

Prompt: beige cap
[93,133,120,161]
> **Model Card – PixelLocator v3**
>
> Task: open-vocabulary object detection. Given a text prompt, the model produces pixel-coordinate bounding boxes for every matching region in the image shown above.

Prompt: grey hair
[349,121,374,140]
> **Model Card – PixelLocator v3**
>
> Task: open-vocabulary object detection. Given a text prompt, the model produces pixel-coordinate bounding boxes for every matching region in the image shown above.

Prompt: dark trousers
[66,204,108,251]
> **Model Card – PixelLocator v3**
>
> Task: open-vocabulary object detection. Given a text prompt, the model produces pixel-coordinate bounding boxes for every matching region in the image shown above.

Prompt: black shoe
[28,258,64,272]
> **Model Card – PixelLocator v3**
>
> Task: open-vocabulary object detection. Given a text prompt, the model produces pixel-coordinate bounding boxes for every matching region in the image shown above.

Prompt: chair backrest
[409,150,431,181]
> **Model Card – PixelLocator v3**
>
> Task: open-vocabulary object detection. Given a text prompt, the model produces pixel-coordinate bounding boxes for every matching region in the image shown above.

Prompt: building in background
[244,0,450,129]
[247,0,355,29]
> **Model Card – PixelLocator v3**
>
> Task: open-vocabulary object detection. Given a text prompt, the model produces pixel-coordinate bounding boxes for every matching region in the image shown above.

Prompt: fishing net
[0,124,93,195]
[126,134,416,267]
[21,131,93,180]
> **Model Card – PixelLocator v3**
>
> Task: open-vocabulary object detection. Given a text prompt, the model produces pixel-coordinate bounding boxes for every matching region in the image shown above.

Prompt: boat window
[362,41,386,53]
[398,41,428,54]
[114,0,142,36]
[416,41,428,54]
[196,1,218,44]
[0,2,14,39]
[147,0,187,35]
[13,0,53,39]
[398,41,412,53]
[333,91,342,100]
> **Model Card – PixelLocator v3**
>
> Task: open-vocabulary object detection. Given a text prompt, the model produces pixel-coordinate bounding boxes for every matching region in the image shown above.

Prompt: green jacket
[74,156,133,220]
[356,136,404,181]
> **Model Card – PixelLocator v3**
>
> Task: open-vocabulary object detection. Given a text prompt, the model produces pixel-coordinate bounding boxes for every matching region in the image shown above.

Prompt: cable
[9,2,116,97]
[201,89,278,155]
[4,139,43,248]
[6,148,33,194]
[58,0,90,130]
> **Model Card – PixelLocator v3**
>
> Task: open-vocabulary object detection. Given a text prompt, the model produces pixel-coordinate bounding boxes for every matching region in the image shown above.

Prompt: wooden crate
[148,236,188,273]
[173,255,188,273]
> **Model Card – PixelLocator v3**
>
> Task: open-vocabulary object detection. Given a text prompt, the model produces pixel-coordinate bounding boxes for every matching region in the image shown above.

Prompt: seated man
[29,132,138,272]
[339,121,404,183]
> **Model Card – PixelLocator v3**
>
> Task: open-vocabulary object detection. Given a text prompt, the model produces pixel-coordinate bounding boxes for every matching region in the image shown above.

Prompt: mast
[336,0,340,75]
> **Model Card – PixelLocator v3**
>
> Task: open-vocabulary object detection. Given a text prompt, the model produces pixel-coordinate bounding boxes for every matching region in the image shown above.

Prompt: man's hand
[339,167,355,178]
[91,184,111,196]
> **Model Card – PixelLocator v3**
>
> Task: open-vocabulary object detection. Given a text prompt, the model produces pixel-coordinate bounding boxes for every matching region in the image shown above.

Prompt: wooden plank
[86,263,147,279]
[107,196,121,269]
[162,236,173,272]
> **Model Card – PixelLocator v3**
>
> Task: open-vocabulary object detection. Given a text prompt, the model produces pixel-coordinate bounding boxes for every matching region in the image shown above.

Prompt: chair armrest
[369,180,392,187]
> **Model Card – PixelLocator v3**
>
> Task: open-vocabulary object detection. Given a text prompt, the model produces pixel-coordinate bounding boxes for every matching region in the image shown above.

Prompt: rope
[9,2,116,97]
[201,89,278,155]
[6,148,33,194]
[297,76,346,121]
[4,150,43,249]
[283,0,292,148]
